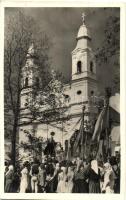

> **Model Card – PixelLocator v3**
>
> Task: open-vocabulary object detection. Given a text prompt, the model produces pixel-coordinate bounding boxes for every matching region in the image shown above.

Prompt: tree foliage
[4,10,68,165]
[4,10,52,164]
[19,129,46,163]
[95,13,120,93]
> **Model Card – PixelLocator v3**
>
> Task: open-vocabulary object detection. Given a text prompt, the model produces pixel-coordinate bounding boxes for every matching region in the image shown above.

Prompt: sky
[5,7,120,92]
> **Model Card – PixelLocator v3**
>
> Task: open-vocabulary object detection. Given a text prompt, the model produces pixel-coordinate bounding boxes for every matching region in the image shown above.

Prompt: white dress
[103,170,115,193]
[56,171,67,193]
[66,172,74,193]
[20,167,28,193]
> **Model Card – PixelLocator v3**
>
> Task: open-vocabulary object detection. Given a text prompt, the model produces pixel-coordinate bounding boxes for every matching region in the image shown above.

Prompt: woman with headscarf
[20,162,29,193]
[66,165,74,193]
[38,164,46,192]
[51,162,60,192]
[102,162,115,193]
[44,158,55,193]
[87,160,101,193]
[5,165,14,192]
[72,162,88,193]
[56,166,67,193]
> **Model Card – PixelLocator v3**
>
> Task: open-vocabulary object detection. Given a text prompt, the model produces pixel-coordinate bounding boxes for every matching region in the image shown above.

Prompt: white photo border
[0,1,126,200]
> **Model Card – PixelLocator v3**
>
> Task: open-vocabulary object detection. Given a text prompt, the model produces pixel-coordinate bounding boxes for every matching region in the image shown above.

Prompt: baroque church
[18,14,102,159]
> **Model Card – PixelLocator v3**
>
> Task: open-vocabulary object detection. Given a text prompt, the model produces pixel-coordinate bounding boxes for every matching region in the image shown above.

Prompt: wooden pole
[47,123,48,139]
[105,87,111,159]
[84,122,87,159]
[62,121,63,147]
[81,105,85,160]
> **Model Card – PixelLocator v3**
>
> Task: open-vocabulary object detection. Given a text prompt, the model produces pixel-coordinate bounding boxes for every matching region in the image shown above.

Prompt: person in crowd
[4,161,9,189]
[73,162,88,193]
[20,162,29,193]
[4,161,9,175]
[30,159,39,193]
[71,157,76,165]
[109,156,120,193]
[45,169,55,193]
[98,160,104,191]
[51,162,61,192]
[12,165,21,192]
[102,162,115,193]
[38,164,46,192]
[76,157,82,166]
[5,165,14,193]
[46,158,54,177]
[44,158,55,192]
[56,166,67,193]
[66,165,74,193]
[26,162,32,192]
[87,160,101,193]
[83,159,90,170]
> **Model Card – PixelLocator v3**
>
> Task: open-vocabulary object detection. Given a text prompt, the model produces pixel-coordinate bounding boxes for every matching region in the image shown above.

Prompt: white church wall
[71,80,88,103]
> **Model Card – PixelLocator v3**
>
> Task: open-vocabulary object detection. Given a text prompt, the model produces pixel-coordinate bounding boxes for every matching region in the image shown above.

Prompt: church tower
[20,43,40,124]
[72,13,97,94]
[69,13,98,117]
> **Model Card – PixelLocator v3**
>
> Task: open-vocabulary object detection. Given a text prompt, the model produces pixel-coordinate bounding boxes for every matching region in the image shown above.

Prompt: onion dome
[77,12,91,40]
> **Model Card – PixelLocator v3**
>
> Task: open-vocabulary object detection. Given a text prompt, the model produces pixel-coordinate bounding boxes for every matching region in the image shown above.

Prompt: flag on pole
[73,117,83,151]
[92,105,109,142]
[109,93,120,123]
[66,139,71,160]
[66,118,82,159]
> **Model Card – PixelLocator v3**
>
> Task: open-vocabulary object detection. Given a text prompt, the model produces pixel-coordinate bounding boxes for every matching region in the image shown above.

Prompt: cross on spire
[82,12,86,24]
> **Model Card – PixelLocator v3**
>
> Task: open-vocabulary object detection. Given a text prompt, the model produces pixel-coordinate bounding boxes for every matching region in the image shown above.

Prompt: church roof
[77,24,91,40]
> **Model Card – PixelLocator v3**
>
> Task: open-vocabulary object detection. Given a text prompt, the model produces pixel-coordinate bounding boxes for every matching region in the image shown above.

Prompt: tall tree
[4,10,52,165]
[95,9,120,93]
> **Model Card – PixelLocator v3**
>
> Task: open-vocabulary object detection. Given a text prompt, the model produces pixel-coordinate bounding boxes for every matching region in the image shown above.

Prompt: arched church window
[35,77,39,88]
[25,77,28,87]
[77,61,82,73]
[90,61,93,72]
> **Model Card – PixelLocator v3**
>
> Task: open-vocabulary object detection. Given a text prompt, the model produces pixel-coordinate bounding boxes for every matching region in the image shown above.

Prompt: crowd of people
[4,154,120,193]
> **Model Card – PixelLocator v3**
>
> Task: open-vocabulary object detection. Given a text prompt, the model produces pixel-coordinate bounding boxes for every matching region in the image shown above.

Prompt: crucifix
[82,12,86,24]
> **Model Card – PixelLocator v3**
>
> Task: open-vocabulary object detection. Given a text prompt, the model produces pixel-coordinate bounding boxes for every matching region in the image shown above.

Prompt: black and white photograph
[3,6,121,194]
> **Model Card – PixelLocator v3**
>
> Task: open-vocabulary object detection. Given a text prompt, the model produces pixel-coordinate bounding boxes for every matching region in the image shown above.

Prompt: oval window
[90,90,94,95]
[24,103,28,107]
[77,90,82,95]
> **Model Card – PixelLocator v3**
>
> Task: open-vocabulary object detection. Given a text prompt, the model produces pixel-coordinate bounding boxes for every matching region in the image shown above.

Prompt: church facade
[18,15,99,159]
